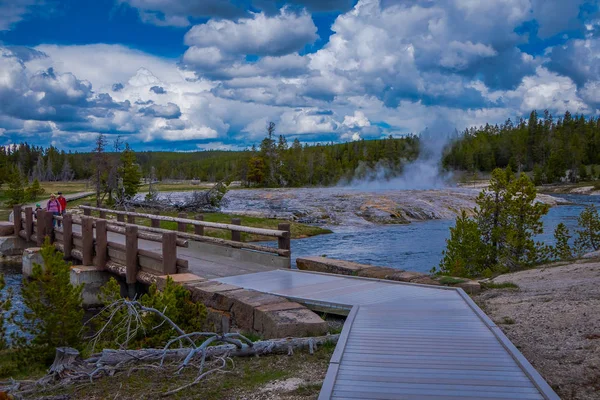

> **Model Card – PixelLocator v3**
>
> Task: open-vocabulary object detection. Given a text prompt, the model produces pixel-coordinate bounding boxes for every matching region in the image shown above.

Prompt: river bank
[474,258,600,400]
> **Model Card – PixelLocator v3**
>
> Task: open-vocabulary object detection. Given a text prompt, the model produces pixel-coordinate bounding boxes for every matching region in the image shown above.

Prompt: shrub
[12,239,84,364]
[93,277,207,349]
[574,205,600,253]
[0,274,12,351]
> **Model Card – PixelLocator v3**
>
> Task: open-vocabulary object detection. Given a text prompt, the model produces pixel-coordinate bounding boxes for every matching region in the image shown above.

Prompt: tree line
[442,110,600,183]
[0,126,420,188]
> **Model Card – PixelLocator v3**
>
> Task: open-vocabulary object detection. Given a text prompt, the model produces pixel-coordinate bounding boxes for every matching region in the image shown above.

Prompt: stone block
[254,307,328,339]
[204,308,231,333]
[356,267,401,279]
[296,256,369,275]
[0,236,27,257]
[0,222,14,237]
[184,282,242,309]
[70,265,112,308]
[228,290,286,331]
[410,276,442,286]
[386,271,424,282]
[22,247,44,277]
[454,280,481,295]
[156,273,206,291]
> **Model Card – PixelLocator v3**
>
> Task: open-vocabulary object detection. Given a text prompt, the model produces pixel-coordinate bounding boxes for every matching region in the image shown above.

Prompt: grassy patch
[437,276,467,285]
[0,350,47,380]
[500,316,516,325]
[34,345,334,400]
[482,281,520,290]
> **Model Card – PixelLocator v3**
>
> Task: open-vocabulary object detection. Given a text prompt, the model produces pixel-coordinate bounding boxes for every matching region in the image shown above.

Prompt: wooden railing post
[125,226,138,295]
[81,217,94,265]
[162,231,177,275]
[99,210,106,219]
[36,209,46,246]
[194,214,204,236]
[95,219,107,270]
[24,207,33,240]
[63,214,73,259]
[231,218,241,242]
[278,223,291,256]
[151,211,160,228]
[177,213,187,232]
[13,205,22,236]
[44,211,55,243]
[127,209,136,224]
[83,203,91,216]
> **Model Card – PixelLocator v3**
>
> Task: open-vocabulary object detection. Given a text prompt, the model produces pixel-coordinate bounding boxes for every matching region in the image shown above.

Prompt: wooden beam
[151,211,160,228]
[13,205,22,237]
[278,223,291,256]
[177,213,187,232]
[36,209,46,246]
[231,218,241,242]
[105,224,188,247]
[24,207,33,240]
[45,212,54,243]
[81,217,94,266]
[194,214,204,236]
[83,202,91,216]
[162,231,177,275]
[125,225,138,285]
[127,209,136,224]
[79,205,287,237]
[62,214,73,259]
[95,219,108,270]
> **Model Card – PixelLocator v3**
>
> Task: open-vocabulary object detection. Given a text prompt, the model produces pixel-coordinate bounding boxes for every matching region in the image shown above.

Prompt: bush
[26,178,45,201]
[574,205,600,253]
[12,239,84,364]
[93,277,207,349]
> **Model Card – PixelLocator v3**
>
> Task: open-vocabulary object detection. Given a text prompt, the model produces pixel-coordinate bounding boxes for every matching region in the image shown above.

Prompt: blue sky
[0,0,598,151]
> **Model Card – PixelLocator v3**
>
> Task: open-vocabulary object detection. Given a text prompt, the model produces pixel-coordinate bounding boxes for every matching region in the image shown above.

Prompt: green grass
[34,345,334,400]
[437,276,467,285]
[80,201,331,242]
[0,349,47,380]
[482,281,519,290]
[500,316,516,325]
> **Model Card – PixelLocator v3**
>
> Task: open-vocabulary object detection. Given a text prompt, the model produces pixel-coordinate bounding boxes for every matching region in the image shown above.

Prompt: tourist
[57,192,67,227]
[46,193,62,227]
[34,203,42,219]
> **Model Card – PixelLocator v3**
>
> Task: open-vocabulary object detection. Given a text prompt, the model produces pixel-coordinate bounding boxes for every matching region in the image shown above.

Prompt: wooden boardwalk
[216,270,559,400]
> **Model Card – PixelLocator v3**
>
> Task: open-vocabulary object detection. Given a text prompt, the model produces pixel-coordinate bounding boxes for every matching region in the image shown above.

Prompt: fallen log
[88,334,339,366]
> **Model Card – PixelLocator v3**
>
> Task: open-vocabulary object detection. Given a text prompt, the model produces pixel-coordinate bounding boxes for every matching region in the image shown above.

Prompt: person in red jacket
[57,192,67,227]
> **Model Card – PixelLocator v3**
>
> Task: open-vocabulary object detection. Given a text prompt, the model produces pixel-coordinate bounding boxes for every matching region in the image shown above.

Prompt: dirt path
[474,259,600,400]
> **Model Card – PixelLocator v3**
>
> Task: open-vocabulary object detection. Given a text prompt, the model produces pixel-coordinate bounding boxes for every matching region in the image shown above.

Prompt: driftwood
[89,335,339,366]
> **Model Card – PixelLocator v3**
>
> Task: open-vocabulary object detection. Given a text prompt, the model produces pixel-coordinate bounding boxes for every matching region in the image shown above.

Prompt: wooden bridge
[10,204,559,400]
[12,204,290,295]
[218,270,560,400]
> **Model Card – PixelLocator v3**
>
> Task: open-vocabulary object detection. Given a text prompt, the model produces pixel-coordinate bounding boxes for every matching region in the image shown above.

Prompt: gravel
[474,259,600,400]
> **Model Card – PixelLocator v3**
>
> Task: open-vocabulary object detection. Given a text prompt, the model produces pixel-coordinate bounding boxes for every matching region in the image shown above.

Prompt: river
[2,192,599,337]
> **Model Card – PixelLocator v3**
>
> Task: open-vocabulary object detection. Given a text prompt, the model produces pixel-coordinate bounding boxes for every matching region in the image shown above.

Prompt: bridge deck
[215,270,559,400]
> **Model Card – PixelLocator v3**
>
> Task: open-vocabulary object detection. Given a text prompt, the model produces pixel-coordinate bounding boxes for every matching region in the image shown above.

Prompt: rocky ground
[475,259,600,400]
[221,187,568,226]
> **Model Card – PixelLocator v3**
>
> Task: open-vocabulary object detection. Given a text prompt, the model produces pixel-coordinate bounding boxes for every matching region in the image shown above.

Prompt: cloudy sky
[0,0,598,151]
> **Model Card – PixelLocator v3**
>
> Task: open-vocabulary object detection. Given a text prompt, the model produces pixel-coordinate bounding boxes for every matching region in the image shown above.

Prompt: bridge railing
[13,205,189,287]
[78,205,291,258]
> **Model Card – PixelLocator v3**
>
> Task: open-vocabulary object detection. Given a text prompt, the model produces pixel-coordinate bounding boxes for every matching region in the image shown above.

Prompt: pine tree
[501,173,549,270]
[60,159,75,181]
[13,240,84,364]
[6,168,26,206]
[552,223,573,260]
[26,178,45,201]
[437,211,487,278]
[574,205,600,253]
[119,144,142,200]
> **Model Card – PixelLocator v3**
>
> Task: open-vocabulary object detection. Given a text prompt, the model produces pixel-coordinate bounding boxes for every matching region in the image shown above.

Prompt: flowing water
[2,192,599,330]
[289,193,600,273]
